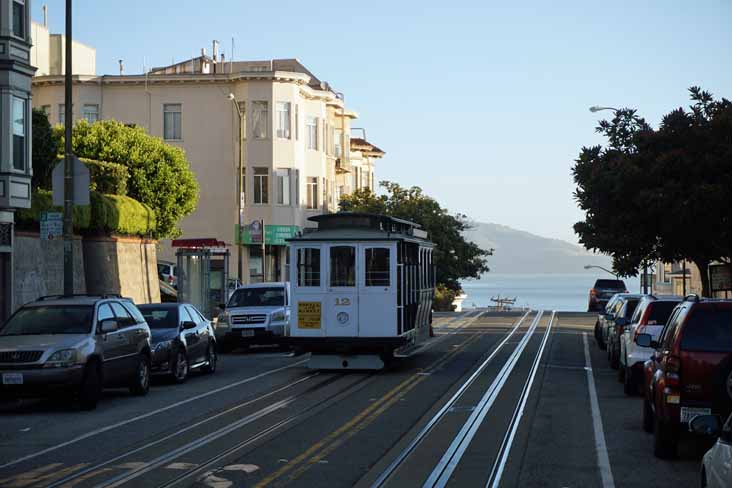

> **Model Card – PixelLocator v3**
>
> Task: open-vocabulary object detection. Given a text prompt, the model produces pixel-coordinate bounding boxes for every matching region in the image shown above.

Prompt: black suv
[588,279,628,312]
[0,295,152,409]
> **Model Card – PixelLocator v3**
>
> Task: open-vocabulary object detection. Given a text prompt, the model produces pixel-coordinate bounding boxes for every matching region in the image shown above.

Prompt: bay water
[460,273,642,312]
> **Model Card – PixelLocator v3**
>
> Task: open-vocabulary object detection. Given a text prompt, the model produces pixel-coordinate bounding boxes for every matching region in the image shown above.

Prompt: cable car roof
[288,212,433,244]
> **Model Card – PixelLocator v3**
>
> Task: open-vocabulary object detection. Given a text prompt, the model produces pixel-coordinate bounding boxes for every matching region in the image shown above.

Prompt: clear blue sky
[34,1,732,243]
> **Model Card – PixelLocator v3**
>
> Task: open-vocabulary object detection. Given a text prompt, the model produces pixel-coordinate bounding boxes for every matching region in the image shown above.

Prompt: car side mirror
[635,333,652,347]
[100,319,119,333]
[181,321,197,331]
[689,415,722,437]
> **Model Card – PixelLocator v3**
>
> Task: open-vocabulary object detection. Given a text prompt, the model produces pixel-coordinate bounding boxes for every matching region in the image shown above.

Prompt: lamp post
[63,0,74,295]
[584,264,619,280]
[228,93,245,282]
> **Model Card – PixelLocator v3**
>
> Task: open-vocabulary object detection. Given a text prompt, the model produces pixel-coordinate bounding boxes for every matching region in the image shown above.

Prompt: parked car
[606,296,641,369]
[157,260,178,289]
[689,413,732,488]
[588,278,629,312]
[0,295,152,409]
[595,294,623,350]
[599,294,643,354]
[138,303,217,383]
[215,282,290,352]
[639,296,732,458]
[619,295,682,395]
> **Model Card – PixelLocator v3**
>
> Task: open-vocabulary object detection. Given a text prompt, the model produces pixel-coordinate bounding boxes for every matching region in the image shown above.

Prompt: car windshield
[680,308,732,352]
[139,307,179,329]
[0,306,94,335]
[595,280,626,289]
[646,301,679,325]
[228,287,285,307]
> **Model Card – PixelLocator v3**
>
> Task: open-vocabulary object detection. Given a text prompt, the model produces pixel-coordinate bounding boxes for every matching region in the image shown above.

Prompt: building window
[334,129,342,158]
[306,116,318,150]
[366,248,391,287]
[276,102,291,139]
[297,248,321,287]
[330,246,356,287]
[12,2,24,38]
[306,177,318,209]
[82,104,99,123]
[275,169,291,205]
[295,104,299,140]
[252,101,268,139]
[163,104,182,140]
[253,167,269,204]
[13,97,26,171]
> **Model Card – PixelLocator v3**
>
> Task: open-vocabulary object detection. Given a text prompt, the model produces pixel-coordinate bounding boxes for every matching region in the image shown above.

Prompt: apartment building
[0,0,35,319]
[30,26,383,284]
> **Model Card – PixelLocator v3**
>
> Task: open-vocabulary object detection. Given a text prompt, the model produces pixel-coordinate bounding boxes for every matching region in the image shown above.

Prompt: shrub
[31,108,58,190]
[16,190,91,230]
[81,158,129,195]
[54,120,198,238]
[433,284,458,312]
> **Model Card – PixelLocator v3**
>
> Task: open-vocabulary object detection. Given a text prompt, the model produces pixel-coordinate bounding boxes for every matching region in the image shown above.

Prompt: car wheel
[642,396,654,433]
[130,354,151,396]
[202,343,217,374]
[171,349,188,383]
[653,415,678,459]
[623,367,636,396]
[78,360,102,410]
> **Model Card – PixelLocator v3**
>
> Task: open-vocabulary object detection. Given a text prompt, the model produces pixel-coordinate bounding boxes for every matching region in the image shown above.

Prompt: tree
[31,108,57,190]
[573,88,732,296]
[339,182,491,291]
[54,120,199,238]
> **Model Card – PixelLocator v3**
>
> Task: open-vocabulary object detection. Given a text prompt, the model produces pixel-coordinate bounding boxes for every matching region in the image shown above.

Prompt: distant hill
[463,222,613,274]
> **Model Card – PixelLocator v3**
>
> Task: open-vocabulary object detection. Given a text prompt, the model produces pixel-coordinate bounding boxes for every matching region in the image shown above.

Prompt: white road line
[487,311,555,488]
[583,333,616,488]
[425,311,544,488]
[0,359,308,470]
[369,310,531,488]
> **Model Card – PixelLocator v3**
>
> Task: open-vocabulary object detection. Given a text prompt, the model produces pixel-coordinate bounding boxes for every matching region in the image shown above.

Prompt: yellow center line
[254,331,484,488]
[0,463,63,488]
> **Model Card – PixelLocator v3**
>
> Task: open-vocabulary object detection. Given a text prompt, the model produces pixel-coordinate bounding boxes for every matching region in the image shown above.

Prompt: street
[0,311,706,488]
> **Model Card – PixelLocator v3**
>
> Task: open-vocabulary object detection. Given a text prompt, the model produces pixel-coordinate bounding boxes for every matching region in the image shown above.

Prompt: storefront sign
[40,212,63,240]
[249,220,263,244]
[236,225,299,246]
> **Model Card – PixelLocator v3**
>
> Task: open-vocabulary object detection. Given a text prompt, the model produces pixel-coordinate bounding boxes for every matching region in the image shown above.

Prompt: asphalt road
[0,311,706,488]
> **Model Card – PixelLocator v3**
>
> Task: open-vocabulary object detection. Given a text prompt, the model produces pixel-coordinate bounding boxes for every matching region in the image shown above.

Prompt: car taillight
[665,355,682,388]
[168,275,174,284]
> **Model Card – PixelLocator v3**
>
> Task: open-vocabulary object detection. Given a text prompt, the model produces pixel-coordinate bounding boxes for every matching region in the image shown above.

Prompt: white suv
[215,282,290,352]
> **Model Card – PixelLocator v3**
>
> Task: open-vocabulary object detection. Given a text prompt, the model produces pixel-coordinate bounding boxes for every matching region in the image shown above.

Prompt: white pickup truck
[215,282,290,352]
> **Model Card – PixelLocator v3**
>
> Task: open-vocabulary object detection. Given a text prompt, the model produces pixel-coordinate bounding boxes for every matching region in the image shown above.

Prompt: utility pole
[63,0,74,295]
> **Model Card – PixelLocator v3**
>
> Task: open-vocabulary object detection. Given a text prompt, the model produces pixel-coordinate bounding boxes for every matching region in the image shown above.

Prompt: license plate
[2,373,23,385]
[680,407,711,423]
[240,330,255,337]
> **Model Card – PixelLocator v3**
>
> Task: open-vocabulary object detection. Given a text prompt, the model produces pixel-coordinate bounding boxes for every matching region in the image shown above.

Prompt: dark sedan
[138,303,217,383]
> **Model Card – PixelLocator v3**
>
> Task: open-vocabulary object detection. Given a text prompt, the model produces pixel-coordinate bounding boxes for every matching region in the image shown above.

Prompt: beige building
[30,31,383,284]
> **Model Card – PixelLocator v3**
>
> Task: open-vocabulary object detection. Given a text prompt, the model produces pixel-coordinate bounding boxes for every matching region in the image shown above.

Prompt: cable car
[286,213,435,369]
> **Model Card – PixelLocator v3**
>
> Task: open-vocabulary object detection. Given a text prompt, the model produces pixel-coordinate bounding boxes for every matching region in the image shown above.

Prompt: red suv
[639,296,732,458]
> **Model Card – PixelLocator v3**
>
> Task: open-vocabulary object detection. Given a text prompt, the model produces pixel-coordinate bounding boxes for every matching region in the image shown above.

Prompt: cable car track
[369,310,556,488]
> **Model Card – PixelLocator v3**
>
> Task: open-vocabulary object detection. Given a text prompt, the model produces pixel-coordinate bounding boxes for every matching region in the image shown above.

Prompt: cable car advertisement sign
[298,302,322,329]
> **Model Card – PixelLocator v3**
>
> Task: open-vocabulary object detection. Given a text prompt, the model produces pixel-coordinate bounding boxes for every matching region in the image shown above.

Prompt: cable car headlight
[337,312,349,324]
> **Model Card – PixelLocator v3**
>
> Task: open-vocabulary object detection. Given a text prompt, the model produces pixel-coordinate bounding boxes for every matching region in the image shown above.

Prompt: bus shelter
[173,239,229,319]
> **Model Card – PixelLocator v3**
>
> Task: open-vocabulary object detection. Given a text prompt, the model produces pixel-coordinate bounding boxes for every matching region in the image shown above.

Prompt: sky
[33,1,732,244]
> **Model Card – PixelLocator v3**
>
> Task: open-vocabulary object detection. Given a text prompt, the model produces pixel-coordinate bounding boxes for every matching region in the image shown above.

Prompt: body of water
[460,273,642,312]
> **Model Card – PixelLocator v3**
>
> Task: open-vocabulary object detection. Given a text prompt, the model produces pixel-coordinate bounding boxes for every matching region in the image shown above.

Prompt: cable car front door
[327,244,359,337]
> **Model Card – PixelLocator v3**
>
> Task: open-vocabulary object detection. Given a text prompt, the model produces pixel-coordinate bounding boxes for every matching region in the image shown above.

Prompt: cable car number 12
[335,298,351,306]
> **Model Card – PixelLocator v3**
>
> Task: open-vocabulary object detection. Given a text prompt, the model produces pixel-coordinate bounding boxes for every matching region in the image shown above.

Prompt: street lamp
[589,105,620,113]
[228,93,245,282]
[584,264,619,279]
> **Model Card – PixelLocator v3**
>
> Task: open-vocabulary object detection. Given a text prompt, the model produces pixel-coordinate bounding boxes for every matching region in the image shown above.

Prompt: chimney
[220,53,225,64]
[118,59,124,75]
[212,40,219,62]
[201,47,206,57]
[42,4,48,27]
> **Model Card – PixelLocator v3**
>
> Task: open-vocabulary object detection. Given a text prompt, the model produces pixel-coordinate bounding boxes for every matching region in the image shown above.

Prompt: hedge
[16,189,156,237]
[80,158,129,196]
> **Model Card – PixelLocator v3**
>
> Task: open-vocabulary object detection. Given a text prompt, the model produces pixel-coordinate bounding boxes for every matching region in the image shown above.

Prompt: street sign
[40,212,63,240]
[52,157,91,206]
[236,224,299,246]
[710,264,732,292]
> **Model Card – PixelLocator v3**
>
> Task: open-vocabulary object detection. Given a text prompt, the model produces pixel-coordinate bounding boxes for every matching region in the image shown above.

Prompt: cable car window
[330,246,355,287]
[366,248,390,287]
[297,248,321,287]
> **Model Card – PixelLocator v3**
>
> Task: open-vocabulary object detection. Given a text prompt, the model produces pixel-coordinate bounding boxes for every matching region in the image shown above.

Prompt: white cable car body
[287,213,435,370]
